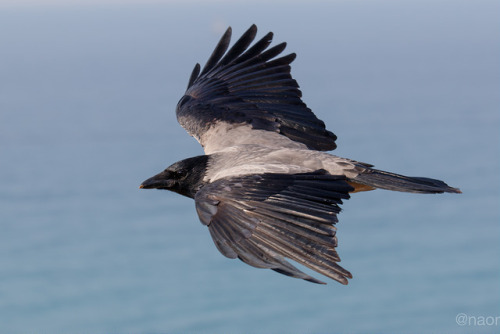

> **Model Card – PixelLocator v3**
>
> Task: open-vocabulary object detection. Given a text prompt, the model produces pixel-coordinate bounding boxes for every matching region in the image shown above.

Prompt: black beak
[140,171,174,189]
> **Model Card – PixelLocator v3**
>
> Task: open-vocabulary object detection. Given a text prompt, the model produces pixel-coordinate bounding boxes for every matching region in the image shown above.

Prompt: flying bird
[140,25,460,285]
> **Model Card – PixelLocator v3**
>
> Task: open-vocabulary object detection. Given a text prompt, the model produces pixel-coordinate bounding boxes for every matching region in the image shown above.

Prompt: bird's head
[140,155,209,198]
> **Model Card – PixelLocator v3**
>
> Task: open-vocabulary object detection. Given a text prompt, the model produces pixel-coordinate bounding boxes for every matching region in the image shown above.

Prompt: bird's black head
[140,155,209,198]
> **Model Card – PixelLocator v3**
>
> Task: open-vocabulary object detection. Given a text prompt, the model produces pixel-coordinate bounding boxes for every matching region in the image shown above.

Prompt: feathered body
[141,25,460,284]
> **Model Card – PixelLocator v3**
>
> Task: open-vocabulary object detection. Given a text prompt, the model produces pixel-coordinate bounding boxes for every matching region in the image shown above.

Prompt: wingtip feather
[200,26,232,76]
[187,63,201,88]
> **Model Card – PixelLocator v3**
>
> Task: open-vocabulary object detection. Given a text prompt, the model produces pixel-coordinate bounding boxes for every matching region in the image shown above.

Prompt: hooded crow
[140,25,460,285]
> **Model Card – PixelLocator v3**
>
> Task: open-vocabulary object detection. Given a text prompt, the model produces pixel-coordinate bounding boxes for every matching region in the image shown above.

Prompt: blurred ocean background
[1,0,499,333]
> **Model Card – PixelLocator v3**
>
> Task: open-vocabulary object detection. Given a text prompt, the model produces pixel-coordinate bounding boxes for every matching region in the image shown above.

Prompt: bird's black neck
[173,155,210,198]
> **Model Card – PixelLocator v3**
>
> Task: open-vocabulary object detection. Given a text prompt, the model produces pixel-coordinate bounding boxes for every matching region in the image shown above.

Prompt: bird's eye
[174,169,187,179]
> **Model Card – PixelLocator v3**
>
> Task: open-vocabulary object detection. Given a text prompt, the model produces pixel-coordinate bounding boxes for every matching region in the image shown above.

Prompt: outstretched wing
[194,170,354,284]
[176,24,337,154]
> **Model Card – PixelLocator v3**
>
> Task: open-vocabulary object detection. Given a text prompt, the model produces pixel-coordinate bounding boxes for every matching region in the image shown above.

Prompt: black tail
[351,169,461,194]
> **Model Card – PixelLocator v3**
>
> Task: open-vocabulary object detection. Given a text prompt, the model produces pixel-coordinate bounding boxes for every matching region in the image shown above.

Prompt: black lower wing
[194,170,355,284]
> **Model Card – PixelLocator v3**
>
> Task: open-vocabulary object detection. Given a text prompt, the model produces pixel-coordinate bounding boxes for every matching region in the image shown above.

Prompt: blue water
[1,1,499,333]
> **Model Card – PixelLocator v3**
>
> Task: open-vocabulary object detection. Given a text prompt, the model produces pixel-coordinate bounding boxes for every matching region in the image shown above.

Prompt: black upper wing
[176,25,337,152]
[194,170,354,284]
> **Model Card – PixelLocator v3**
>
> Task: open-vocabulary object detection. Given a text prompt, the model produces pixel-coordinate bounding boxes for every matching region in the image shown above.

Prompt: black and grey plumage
[140,25,460,285]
